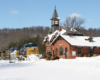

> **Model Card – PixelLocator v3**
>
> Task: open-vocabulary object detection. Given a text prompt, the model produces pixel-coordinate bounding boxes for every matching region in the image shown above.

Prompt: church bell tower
[49,7,60,34]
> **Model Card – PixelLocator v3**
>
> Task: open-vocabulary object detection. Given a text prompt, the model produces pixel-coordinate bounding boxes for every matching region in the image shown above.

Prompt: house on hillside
[43,7,100,59]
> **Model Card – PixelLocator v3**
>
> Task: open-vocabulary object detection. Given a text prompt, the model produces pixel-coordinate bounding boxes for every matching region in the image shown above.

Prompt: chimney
[66,26,68,28]
[59,26,62,32]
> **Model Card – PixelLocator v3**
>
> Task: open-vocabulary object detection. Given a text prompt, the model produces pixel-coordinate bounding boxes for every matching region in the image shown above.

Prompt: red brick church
[43,8,100,59]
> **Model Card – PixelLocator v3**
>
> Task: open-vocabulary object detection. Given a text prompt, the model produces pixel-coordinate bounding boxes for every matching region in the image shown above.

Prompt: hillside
[0,26,100,53]
[0,26,49,51]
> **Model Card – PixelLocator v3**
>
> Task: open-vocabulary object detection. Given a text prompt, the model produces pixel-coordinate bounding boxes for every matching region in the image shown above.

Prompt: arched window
[56,48,58,56]
[60,47,63,55]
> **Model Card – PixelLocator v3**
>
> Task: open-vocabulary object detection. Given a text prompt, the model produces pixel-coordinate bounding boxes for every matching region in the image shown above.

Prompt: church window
[60,47,63,55]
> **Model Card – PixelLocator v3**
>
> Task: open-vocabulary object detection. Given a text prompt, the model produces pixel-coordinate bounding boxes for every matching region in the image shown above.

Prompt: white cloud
[9,10,19,14]
[69,13,81,17]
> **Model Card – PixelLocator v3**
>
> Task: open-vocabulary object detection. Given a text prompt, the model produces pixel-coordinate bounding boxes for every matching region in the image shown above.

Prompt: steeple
[48,7,60,34]
[51,6,59,20]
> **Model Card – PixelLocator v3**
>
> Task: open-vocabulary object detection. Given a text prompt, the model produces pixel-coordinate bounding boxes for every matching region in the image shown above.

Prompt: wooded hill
[0,26,49,54]
[0,26,100,55]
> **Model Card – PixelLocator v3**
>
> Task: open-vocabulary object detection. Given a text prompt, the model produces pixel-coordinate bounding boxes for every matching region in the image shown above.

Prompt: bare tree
[63,17,85,29]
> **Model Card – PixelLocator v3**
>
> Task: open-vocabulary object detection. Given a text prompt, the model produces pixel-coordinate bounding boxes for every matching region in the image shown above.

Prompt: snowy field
[0,56,100,80]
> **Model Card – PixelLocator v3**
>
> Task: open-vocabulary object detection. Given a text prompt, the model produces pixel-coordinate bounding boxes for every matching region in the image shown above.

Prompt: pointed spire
[55,5,56,9]
[51,6,59,19]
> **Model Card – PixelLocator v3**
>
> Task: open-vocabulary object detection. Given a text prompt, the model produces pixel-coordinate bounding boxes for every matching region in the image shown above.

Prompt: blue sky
[0,0,100,29]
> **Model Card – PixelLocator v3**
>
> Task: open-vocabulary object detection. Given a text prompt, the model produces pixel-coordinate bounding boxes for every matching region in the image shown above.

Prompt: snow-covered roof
[43,27,84,43]
[43,29,66,42]
[51,35,100,47]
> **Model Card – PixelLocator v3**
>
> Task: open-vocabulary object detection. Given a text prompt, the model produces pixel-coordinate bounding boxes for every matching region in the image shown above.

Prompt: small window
[78,48,81,56]
[65,48,67,54]
[60,47,63,55]
[89,48,93,56]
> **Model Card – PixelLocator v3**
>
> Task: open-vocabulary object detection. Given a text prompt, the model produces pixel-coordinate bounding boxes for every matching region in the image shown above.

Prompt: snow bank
[27,54,40,61]
[1,56,100,80]
[75,56,100,61]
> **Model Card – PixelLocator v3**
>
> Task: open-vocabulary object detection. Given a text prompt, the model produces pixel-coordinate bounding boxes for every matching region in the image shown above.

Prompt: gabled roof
[43,29,66,42]
[43,27,85,43]
[51,34,100,47]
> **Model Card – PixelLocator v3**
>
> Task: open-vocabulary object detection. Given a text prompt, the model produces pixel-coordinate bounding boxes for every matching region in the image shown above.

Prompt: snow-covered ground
[0,56,100,80]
